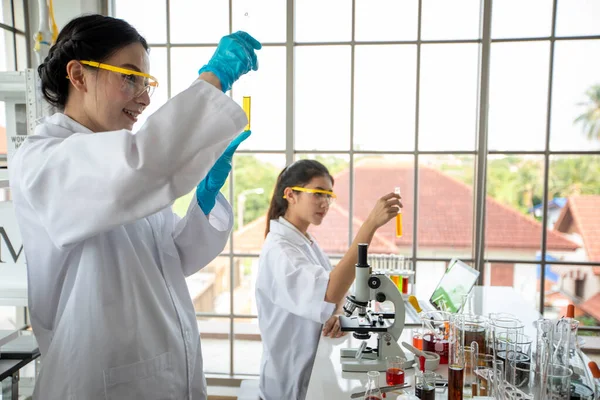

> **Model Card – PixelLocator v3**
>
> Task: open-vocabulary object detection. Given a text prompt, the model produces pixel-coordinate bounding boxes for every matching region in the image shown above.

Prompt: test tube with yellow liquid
[242,96,251,131]
[395,187,402,237]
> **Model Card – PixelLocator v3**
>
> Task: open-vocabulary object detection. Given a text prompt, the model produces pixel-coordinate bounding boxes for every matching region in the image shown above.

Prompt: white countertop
[305,286,543,400]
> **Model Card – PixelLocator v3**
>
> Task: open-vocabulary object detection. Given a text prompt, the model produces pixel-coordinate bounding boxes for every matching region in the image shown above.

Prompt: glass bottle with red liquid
[421,310,451,364]
[364,370,383,400]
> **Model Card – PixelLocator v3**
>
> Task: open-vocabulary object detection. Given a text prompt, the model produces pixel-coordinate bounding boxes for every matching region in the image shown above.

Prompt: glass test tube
[395,187,402,237]
[243,96,251,131]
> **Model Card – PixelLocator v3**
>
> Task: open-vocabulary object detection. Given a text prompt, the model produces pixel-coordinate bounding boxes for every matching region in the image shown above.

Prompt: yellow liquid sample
[243,96,251,130]
[396,212,403,237]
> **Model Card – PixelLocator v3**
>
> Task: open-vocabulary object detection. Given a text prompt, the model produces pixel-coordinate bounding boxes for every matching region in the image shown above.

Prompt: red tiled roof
[331,159,578,252]
[233,203,398,255]
[0,126,6,154]
[579,292,600,321]
[555,196,600,274]
[234,159,579,255]
[544,291,587,319]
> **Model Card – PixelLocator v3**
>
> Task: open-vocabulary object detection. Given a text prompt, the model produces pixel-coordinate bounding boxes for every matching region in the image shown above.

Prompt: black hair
[265,159,334,237]
[38,14,149,109]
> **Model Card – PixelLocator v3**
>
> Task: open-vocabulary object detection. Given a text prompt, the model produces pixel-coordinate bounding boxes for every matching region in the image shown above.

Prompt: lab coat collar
[39,113,94,138]
[270,217,315,246]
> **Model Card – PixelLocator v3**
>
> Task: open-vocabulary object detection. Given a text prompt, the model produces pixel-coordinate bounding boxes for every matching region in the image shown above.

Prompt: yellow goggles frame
[284,186,337,199]
[79,60,159,88]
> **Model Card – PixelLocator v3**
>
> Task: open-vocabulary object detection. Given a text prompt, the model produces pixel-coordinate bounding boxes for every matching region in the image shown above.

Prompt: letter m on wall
[0,227,24,264]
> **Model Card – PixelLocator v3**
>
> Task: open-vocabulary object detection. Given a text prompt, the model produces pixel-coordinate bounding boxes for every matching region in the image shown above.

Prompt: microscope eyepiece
[357,243,368,267]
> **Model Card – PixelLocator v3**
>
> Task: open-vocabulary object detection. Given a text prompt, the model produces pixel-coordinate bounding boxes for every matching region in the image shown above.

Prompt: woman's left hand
[323,315,346,338]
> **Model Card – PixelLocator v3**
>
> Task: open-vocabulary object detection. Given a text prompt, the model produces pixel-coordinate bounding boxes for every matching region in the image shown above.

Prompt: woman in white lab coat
[9,14,260,399]
[256,160,402,400]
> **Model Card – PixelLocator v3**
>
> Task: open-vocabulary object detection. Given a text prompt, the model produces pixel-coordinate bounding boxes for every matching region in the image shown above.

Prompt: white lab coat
[256,217,337,400]
[9,80,247,400]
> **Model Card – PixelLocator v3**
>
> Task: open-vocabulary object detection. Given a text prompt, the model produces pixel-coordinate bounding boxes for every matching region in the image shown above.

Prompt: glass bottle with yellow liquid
[395,187,402,237]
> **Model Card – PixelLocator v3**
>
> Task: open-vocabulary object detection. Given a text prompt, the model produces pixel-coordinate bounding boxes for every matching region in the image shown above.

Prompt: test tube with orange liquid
[395,187,402,237]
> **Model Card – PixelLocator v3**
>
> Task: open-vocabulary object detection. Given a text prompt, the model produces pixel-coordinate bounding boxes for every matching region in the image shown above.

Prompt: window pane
[187,256,231,315]
[419,44,479,151]
[485,155,545,261]
[556,0,600,37]
[198,317,230,374]
[170,47,216,97]
[133,47,168,130]
[233,258,258,315]
[550,155,600,263]
[233,47,286,150]
[295,153,351,257]
[550,40,600,151]
[170,0,229,44]
[232,153,286,254]
[1,31,15,71]
[0,101,6,155]
[295,0,351,43]
[232,0,286,43]
[233,318,262,375]
[295,46,351,151]
[13,0,25,32]
[354,45,416,151]
[114,0,167,44]
[355,0,418,41]
[544,264,600,325]
[421,0,481,40]
[414,261,447,300]
[488,42,550,151]
[0,306,17,329]
[351,155,413,258]
[16,34,27,70]
[0,1,12,25]
[419,155,474,259]
[491,0,553,39]
[482,262,541,314]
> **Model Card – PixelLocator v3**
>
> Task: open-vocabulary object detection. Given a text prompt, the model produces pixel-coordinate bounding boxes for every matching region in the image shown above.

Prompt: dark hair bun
[37,14,148,109]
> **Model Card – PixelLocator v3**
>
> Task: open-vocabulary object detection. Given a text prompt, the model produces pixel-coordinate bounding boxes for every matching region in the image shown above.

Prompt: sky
[1,0,600,154]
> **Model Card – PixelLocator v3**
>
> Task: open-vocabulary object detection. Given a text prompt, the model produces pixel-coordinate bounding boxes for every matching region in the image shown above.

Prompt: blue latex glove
[197,130,252,215]
[198,31,261,92]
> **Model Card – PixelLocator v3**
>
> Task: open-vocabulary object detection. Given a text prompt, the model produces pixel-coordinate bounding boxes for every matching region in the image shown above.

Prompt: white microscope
[339,243,413,372]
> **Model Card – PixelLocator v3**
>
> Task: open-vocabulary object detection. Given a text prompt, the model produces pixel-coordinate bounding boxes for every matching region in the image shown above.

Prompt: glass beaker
[462,314,489,352]
[546,363,572,399]
[500,332,533,385]
[488,314,524,357]
[412,327,424,350]
[364,370,382,400]
[420,310,451,364]
[386,355,406,386]
[508,360,536,397]
[415,371,436,400]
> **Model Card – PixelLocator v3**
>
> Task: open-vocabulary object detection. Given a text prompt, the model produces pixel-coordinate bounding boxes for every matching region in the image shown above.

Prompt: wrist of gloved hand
[196,179,219,215]
[198,63,235,93]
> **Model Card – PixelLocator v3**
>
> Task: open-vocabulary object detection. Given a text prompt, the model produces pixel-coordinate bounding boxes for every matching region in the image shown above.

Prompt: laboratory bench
[305,286,595,400]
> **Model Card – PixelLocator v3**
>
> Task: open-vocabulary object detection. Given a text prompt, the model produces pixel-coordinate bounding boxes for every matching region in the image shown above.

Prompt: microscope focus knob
[368,277,381,289]
[375,293,386,303]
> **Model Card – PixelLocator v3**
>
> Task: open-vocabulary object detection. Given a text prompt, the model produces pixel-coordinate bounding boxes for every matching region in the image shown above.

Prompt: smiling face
[64,42,152,132]
[283,175,335,232]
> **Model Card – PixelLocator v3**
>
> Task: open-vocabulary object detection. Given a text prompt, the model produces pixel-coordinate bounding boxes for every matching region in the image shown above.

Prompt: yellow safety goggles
[78,60,159,98]
[284,186,337,204]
